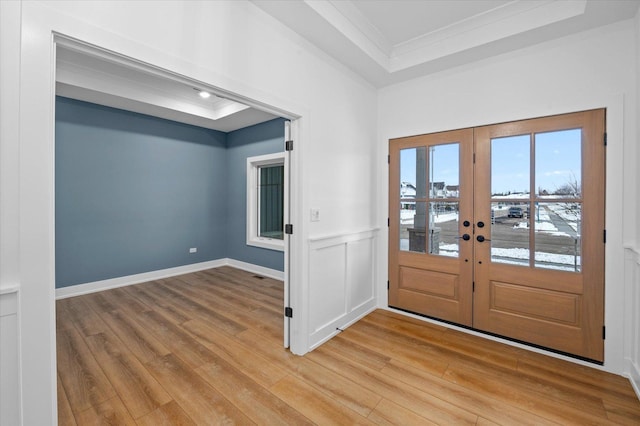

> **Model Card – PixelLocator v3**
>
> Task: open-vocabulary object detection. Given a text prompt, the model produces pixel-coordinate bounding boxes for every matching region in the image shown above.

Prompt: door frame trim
[381,97,627,374]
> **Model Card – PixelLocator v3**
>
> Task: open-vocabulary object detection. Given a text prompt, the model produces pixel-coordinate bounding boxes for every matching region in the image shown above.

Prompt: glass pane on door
[400,201,427,252]
[428,201,459,257]
[490,202,530,266]
[535,129,581,198]
[534,202,581,271]
[400,146,428,253]
[401,147,427,198]
[429,143,459,198]
[491,135,530,198]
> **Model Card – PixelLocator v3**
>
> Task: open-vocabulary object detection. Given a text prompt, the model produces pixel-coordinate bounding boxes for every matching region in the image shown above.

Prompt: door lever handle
[457,234,471,241]
[476,235,491,243]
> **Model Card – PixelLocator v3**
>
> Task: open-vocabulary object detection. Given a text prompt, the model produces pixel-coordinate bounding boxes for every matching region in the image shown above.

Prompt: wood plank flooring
[56,266,640,425]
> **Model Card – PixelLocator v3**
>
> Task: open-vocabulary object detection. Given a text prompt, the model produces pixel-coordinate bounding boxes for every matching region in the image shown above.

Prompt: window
[247,152,285,251]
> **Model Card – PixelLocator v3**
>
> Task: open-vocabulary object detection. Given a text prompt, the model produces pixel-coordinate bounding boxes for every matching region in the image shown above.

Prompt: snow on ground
[400,210,414,225]
[439,243,459,258]
[400,210,458,224]
[400,240,579,270]
[512,219,571,237]
[399,241,459,257]
[398,198,579,271]
[531,221,571,237]
[433,212,458,223]
[491,247,580,266]
[492,196,581,233]
[492,247,580,271]
[537,210,551,222]
[546,203,580,232]
[493,193,530,200]
[534,222,556,232]
[492,257,580,271]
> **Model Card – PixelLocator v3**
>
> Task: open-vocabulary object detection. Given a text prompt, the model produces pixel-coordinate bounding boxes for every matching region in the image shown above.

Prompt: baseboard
[629,360,640,401]
[225,258,284,281]
[308,299,377,351]
[55,258,282,299]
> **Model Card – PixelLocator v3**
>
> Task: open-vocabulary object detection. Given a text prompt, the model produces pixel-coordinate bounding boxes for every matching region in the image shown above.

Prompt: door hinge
[387,154,390,164]
[387,217,390,227]
[285,224,293,235]
[387,280,390,290]
[285,140,293,151]
[285,307,293,318]
[602,325,606,340]
[603,229,606,243]
[473,153,476,164]
[472,281,475,292]
[604,133,607,146]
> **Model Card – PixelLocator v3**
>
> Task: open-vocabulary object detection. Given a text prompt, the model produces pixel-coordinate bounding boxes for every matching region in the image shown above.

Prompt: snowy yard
[399,203,580,271]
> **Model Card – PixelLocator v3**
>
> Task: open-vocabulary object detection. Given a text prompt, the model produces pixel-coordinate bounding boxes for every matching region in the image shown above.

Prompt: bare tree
[554,172,580,197]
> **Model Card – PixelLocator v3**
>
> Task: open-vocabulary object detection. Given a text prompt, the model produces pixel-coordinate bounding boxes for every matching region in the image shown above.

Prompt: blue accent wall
[227,119,287,271]
[55,97,284,288]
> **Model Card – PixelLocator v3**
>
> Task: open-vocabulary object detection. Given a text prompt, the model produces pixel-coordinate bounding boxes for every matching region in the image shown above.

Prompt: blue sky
[400,129,581,195]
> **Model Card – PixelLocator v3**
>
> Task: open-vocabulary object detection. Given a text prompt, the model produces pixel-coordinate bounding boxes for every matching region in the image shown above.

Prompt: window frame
[246,152,285,251]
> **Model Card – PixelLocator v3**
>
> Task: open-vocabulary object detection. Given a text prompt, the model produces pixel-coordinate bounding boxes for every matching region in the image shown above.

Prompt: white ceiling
[351,0,513,45]
[56,1,639,130]
[252,0,640,87]
[56,45,280,133]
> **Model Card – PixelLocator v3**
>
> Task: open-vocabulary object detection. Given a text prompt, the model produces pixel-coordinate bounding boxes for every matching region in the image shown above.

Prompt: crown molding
[308,0,587,74]
[251,0,637,87]
[389,0,587,72]
[304,0,390,69]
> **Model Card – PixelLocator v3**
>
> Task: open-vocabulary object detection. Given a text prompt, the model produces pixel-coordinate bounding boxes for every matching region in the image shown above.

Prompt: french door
[389,109,605,362]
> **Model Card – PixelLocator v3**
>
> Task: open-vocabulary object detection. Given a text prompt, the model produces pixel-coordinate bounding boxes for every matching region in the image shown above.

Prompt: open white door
[283,120,292,348]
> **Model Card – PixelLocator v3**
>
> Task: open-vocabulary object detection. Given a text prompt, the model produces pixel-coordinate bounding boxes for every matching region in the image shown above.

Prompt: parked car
[508,207,524,218]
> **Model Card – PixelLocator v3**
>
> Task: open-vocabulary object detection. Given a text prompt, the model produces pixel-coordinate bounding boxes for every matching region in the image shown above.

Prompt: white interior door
[283,120,292,348]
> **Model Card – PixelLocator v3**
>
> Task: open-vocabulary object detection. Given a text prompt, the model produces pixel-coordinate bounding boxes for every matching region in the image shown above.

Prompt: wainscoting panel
[0,284,21,426]
[308,229,378,350]
[309,243,347,331]
[626,247,640,399]
[347,237,375,311]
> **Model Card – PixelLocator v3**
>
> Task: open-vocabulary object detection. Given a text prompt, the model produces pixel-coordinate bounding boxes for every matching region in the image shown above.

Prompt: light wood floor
[56,266,640,425]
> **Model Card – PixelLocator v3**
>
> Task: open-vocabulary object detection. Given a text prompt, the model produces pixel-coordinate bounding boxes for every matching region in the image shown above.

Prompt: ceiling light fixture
[199,90,211,99]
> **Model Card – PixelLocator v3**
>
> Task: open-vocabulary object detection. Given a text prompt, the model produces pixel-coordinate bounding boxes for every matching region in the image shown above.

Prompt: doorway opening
[53,35,299,349]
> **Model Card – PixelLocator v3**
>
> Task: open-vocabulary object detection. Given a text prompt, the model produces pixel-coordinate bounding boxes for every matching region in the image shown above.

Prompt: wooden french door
[389,129,474,326]
[389,109,605,362]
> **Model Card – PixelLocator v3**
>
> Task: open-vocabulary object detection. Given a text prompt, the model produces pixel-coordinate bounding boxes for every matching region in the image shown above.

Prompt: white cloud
[543,170,570,177]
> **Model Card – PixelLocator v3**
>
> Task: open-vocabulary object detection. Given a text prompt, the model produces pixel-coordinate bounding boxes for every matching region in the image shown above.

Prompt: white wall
[377,19,638,376]
[637,10,640,247]
[0,2,23,424]
[629,8,640,397]
[1,1,378,424]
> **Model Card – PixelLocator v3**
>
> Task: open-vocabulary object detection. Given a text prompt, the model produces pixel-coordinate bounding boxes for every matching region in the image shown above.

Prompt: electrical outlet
[310,208,320,222]
[189,247,197,253]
